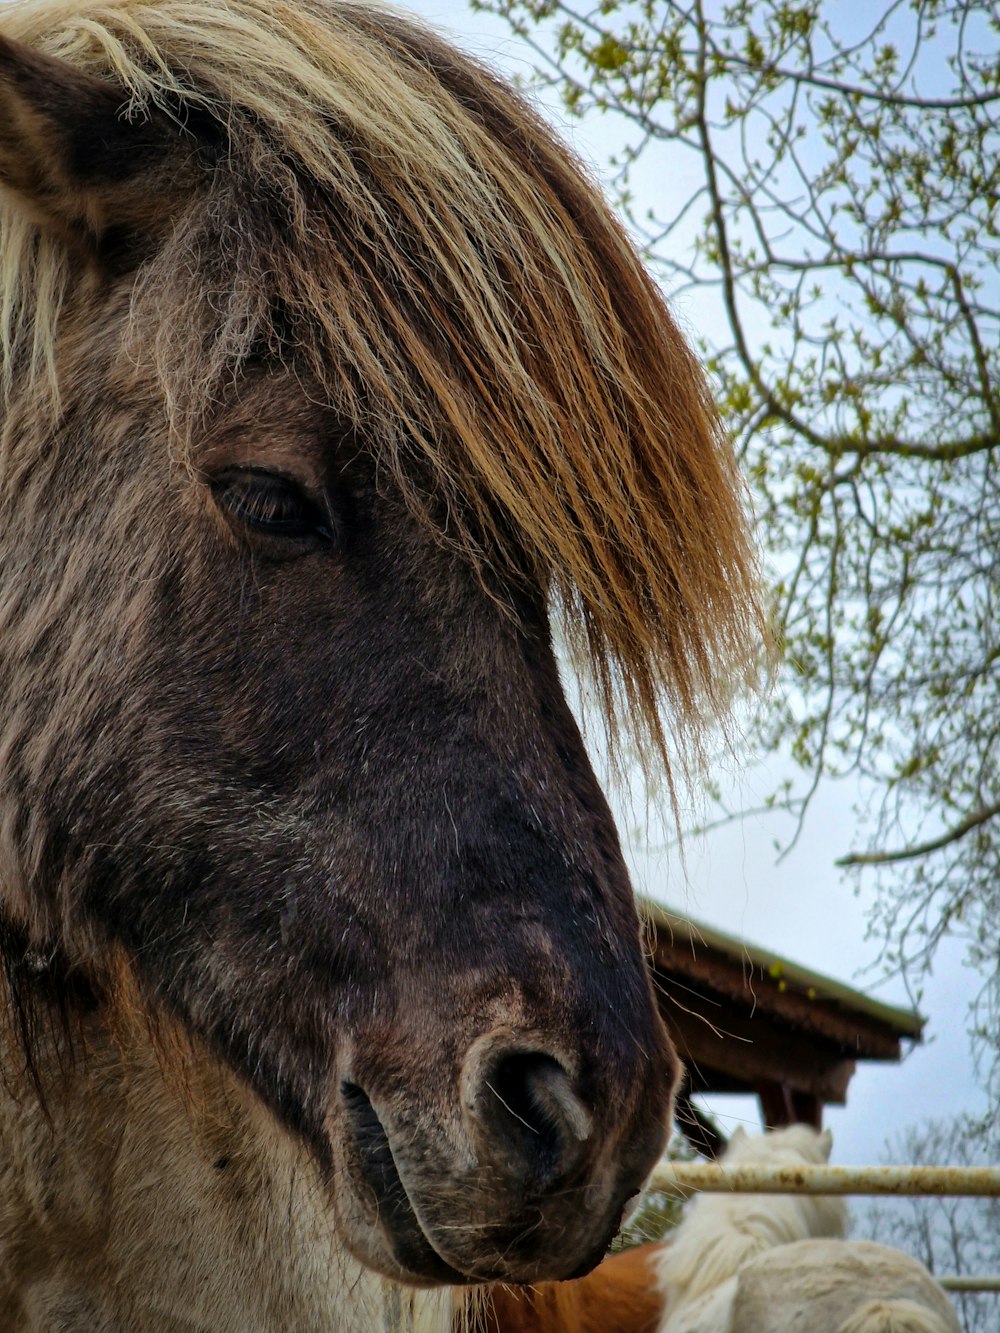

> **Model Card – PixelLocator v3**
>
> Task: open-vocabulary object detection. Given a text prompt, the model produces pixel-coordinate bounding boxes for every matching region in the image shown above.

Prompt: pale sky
[398,0,989,1174]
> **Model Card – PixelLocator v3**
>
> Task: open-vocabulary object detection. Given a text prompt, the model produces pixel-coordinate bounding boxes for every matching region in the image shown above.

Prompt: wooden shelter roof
[640,901,923,1132]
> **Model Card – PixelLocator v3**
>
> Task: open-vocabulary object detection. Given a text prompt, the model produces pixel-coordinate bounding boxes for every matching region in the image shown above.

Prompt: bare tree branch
[837,802,1000,868]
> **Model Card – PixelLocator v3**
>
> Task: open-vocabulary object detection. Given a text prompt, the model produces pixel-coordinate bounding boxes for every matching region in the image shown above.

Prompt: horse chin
[337,1204,467,1290]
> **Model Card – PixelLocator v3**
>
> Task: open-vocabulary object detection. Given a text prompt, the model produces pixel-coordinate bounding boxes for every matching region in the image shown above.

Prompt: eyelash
[212,469,337,546]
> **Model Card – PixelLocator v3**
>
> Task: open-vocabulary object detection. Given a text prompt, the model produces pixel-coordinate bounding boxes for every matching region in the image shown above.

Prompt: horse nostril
[463,1040,592,1189]
[492,1052,591,1146]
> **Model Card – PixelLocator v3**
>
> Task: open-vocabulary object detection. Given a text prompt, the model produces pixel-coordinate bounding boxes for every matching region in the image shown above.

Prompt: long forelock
[0,0,766,778]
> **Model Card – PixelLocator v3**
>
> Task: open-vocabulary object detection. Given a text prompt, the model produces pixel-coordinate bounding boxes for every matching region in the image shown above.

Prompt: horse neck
[0,970,452,1332]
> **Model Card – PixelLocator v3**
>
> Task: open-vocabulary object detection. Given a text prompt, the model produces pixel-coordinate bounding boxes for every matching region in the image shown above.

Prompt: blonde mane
[0,0,764,774]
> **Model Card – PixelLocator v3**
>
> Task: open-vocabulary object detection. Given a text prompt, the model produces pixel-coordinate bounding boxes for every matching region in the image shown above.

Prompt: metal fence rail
[650,1161,1000,1198]
[647,1160,1000,1294]
[939,1276,1000,1293]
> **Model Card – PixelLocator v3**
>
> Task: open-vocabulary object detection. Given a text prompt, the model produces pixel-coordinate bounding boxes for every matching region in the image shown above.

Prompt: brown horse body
[0,0,761,1326]
[470,1243,668,1333]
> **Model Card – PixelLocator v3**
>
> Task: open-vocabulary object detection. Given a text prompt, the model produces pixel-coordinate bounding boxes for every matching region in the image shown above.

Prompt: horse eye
[211,469,336,544]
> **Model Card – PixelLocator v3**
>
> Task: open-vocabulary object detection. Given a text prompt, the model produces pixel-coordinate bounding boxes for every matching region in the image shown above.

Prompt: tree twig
[837,802,1000,867]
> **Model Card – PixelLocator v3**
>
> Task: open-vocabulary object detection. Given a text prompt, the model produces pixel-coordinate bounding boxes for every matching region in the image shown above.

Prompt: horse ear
[0,32,214,244]
[726,1125,748,1154]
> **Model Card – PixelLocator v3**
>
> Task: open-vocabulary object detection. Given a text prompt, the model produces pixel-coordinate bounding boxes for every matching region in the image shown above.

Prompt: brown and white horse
[0,0,762,1327]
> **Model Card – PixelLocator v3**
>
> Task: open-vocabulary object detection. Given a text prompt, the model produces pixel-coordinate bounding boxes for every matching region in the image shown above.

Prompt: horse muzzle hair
[334,993,674,1285]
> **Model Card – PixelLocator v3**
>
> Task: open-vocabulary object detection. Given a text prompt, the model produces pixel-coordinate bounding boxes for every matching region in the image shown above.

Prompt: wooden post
[674,1085,728,1160]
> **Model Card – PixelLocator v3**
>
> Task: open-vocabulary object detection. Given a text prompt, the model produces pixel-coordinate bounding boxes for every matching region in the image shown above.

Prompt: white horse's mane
[656,1125,849,1310]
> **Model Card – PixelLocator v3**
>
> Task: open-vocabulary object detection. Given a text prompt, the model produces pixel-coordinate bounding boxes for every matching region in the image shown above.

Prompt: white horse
[656,1126,961,1333]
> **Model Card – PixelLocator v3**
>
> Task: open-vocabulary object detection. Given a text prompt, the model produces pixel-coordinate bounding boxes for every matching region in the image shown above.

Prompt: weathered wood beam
[649,945,905,1060]
[754,1081,823,1129]
[674,1084,729,1159]
[659,978,856,1104]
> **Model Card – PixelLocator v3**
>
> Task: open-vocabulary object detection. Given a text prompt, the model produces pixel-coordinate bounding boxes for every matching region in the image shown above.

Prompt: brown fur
[466,1242,668,1332]
[0,0,764,1322]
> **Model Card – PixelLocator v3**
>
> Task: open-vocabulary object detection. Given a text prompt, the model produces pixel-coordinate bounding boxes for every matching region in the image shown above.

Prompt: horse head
[0,0,762,1289]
